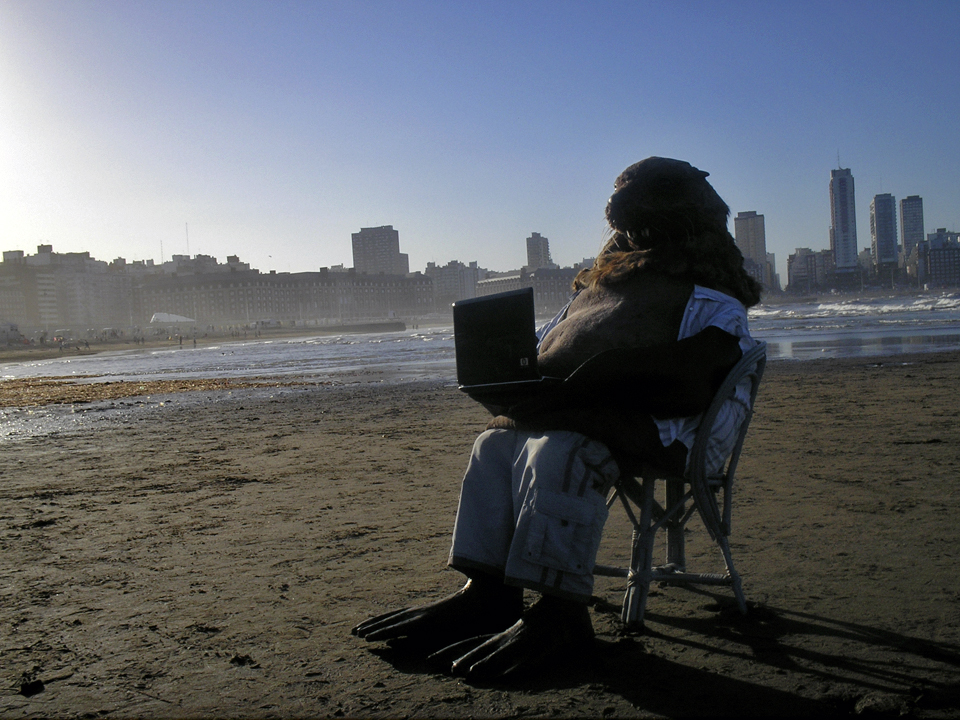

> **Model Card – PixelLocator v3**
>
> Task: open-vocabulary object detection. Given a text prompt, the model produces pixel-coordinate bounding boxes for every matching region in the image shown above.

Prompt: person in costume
[353,157,762,681]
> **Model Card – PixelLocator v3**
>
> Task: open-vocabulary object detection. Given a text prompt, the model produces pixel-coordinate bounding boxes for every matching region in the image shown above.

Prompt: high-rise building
[900,195,925,258]
[829,168,859,271]
[525,232,554,269]
[351,225,410,276]
[734,211,771,286]
[870,194,898,265]
[734,211,766,263]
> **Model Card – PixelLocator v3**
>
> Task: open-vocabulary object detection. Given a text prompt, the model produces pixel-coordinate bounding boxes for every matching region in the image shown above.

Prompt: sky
[2,1,958,284]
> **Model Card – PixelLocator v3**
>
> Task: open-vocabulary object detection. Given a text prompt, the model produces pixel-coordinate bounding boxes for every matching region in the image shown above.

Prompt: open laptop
[452,287,561,400]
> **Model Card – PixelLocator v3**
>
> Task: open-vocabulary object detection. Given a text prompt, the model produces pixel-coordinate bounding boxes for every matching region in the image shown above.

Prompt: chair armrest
[687,342,767,540]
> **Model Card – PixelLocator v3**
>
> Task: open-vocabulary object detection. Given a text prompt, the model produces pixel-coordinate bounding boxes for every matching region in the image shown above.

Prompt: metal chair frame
[594,342,767,626]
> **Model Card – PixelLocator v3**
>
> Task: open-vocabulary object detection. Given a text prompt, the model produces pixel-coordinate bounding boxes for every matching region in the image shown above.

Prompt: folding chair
[594,341,767,627]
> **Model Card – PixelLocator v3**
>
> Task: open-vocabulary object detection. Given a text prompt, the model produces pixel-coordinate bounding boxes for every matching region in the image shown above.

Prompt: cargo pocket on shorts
[522,487,609,575]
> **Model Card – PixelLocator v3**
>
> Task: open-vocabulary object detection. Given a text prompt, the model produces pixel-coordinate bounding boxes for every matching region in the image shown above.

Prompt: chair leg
[665,478,686,570]
[622,475,657,626]
[717,535,748,614]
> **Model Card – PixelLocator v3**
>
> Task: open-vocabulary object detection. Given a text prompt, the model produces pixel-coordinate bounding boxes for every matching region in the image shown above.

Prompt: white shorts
[449,429,620,603]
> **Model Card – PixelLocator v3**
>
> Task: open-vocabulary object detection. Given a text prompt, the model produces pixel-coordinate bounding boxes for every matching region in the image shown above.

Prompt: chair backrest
[686,341,767,540]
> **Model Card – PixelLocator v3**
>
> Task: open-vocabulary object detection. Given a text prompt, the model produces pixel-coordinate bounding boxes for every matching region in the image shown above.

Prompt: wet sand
[2,353,960,718]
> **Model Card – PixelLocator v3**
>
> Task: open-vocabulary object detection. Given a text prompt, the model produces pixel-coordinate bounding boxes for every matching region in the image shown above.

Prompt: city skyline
[4,171,952,291]
[2,2,958,283]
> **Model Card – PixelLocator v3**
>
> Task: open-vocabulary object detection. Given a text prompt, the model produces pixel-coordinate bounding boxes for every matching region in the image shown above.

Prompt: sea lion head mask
[575,156,761,307]
[605,157,730,250]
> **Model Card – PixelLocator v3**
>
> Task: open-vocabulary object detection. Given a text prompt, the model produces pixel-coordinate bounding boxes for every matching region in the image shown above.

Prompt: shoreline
[2,347,959,409]
[0,376,317,408]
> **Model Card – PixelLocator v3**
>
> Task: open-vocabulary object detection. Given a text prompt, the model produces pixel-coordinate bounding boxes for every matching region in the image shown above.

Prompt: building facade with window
[351,225,410,276]
[525,232,554,270]
[734,211,775,288]
[900,195,925,260]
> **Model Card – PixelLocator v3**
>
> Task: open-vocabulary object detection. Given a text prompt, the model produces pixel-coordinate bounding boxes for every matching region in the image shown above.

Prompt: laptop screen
[452,288,540,388]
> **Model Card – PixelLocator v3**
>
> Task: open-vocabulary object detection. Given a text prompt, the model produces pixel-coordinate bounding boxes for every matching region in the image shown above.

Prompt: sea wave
[751,291,960,320]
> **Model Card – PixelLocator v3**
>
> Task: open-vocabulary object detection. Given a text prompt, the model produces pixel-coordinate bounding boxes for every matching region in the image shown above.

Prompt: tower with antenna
[829,165,859,272]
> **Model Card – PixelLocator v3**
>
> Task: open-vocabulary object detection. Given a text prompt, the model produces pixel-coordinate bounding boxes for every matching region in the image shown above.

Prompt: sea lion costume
[354,157,762,681]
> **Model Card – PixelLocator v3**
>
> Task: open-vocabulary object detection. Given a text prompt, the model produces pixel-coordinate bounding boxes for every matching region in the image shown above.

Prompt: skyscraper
[870,194,898,283]
[734,211,769,286]
[829,168,859,271]
[351,225,410,275]
[870,194,898,263]
[734,211,766,263]
[525,232,553,269]
[900,195,925,258]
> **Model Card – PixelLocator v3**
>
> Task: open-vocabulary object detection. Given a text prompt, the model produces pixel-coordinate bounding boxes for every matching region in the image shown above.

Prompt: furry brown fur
[574,157,762,308]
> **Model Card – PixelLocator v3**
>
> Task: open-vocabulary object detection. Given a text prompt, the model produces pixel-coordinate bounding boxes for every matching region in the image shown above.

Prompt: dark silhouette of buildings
[0,227,591,334]
[0,245,432,334]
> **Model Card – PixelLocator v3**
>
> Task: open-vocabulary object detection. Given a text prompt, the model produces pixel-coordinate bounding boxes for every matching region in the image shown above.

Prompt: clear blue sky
[2,0,958,285]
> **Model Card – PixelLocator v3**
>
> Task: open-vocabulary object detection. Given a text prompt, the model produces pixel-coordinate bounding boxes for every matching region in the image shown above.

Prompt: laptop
[452,287,561,401]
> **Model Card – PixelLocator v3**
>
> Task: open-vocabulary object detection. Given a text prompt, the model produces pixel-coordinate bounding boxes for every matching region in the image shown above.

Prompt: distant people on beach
[353,157,762,681]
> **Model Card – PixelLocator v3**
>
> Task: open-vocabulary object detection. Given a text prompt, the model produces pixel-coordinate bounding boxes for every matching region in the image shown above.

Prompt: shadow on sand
[368,592,960,718]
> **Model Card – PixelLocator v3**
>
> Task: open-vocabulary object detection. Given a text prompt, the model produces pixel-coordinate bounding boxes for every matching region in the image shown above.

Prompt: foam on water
[746,291,960,359]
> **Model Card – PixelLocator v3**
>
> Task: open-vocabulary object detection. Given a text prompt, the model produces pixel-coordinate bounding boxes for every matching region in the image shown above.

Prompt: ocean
[2,292,958,441]
[3,292,960,388]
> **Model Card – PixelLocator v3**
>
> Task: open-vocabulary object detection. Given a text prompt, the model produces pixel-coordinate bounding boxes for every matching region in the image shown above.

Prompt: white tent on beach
[149,312,196,324]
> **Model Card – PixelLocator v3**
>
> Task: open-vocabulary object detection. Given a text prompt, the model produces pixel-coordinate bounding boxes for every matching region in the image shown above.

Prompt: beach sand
[2,353,960,718]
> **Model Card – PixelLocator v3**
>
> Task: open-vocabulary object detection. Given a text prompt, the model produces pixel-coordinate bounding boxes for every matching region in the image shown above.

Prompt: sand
[1,352,960,718]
